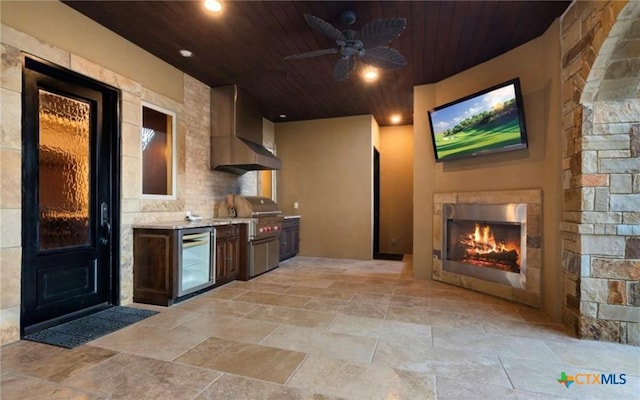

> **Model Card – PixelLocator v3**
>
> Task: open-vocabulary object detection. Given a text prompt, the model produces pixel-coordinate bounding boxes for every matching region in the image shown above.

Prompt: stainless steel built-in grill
[217,195,283,279]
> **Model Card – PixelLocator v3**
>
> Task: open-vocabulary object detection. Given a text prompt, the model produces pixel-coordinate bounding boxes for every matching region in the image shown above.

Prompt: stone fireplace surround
[433,189,542,307]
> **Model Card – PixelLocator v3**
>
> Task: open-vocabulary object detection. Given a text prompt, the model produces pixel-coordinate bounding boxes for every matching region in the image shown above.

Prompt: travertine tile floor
[2,256,639,399]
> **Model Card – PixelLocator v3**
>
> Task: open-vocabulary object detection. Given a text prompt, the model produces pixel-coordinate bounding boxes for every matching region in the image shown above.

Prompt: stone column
[560,0,640,345]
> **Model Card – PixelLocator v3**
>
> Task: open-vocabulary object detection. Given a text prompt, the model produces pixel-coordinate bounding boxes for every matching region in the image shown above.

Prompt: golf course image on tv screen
[428,78,528,162]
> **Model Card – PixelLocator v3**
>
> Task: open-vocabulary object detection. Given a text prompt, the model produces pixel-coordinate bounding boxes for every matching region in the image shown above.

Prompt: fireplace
[442,203,527,289]
[433,190,542,307]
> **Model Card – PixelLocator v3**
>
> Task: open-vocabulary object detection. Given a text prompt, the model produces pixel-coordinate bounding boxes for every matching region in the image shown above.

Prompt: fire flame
[455,222,521,272]
[468,223,509,254]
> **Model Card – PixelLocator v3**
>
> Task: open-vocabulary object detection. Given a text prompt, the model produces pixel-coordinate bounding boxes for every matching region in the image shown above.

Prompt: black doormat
[23,306,159,349]
[374,253,404,261]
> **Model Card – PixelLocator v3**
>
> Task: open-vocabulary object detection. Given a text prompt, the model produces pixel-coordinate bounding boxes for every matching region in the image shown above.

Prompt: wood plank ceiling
[63,1,570,126]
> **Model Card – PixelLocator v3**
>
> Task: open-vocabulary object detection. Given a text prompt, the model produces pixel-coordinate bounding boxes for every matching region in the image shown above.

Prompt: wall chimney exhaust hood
[211,85,282,174]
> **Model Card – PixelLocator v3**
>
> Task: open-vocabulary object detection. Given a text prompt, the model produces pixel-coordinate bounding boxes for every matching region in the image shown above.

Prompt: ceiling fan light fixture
[203,0,223,13]
[362,67,379,82]
[285,11,407,81]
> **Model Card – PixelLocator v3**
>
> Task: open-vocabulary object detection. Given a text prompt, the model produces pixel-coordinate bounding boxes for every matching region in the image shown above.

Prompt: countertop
[134,215,299,229]
[133,218,252,230]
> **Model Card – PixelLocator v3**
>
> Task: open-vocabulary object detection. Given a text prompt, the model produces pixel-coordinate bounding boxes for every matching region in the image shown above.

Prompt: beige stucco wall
[372,118,380,150]
[276,115,374,260]
[413,20,564,320]
[0,1,184,103]
[379,124,413,254]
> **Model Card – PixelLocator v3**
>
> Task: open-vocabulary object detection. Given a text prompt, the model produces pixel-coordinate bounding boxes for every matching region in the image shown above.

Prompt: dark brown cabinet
[280,217,300,261]
[215,224,241,284]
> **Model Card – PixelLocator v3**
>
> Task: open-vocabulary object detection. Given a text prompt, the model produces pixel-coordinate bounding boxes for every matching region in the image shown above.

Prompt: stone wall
[0,23,257,345]
[560,0,640,345]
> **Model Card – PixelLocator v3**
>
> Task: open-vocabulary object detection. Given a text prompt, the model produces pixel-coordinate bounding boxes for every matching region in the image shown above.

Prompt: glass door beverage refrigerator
[178,227,215,297]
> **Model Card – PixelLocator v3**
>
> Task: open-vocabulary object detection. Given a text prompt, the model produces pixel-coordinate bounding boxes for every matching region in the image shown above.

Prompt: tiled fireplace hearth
[433,190,542,307]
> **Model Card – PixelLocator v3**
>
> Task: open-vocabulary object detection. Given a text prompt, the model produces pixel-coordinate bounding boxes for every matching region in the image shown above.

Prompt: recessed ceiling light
[390,114,402,124]
[179,49,193,58]
[362,67,379,82]
[279,114,287,118]
[203,0,223,13]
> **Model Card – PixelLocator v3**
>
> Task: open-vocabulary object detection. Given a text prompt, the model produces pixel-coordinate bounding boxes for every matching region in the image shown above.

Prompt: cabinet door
[133,229,176,306]
[227,236,240,277]
[291,226,300,254]
[279,229,288,261]
[215,239,227,282]
[279,221,300,261]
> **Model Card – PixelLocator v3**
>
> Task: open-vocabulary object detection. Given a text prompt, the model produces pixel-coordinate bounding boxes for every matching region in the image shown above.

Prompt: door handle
[100,202,110,245]
[100,221,111,245]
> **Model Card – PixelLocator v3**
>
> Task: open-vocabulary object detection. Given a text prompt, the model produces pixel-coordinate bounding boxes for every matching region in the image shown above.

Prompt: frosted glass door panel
[38,89,91,250]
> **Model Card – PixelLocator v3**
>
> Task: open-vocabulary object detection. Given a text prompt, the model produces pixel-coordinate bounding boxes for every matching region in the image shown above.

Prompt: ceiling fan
[285,10,407,81]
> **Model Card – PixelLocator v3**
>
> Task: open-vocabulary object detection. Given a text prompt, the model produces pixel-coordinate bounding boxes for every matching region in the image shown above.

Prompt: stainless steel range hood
[211,85,281,174]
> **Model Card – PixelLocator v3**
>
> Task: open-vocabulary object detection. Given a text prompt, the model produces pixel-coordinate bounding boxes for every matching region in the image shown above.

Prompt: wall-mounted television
[427,78,528,162]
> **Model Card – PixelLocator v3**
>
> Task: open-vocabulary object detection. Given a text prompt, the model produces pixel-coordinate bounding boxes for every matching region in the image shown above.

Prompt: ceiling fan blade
[361,47,407,69]
[304,14,345,42]
[333,56,356,81]
[359,18,407,49]
[285,48,339,60]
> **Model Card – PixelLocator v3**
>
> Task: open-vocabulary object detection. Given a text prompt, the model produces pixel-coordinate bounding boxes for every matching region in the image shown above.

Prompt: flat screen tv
[427,78,528,162]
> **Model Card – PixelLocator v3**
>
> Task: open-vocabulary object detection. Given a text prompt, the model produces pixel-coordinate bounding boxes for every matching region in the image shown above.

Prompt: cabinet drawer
[216,224,240,238]
[282,218,300,228]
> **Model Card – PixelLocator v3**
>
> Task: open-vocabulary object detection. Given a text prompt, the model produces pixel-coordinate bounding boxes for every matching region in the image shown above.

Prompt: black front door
[21,55,120,336]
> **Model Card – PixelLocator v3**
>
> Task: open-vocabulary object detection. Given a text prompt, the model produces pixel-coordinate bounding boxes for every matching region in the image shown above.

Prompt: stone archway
[560,0,640,345]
